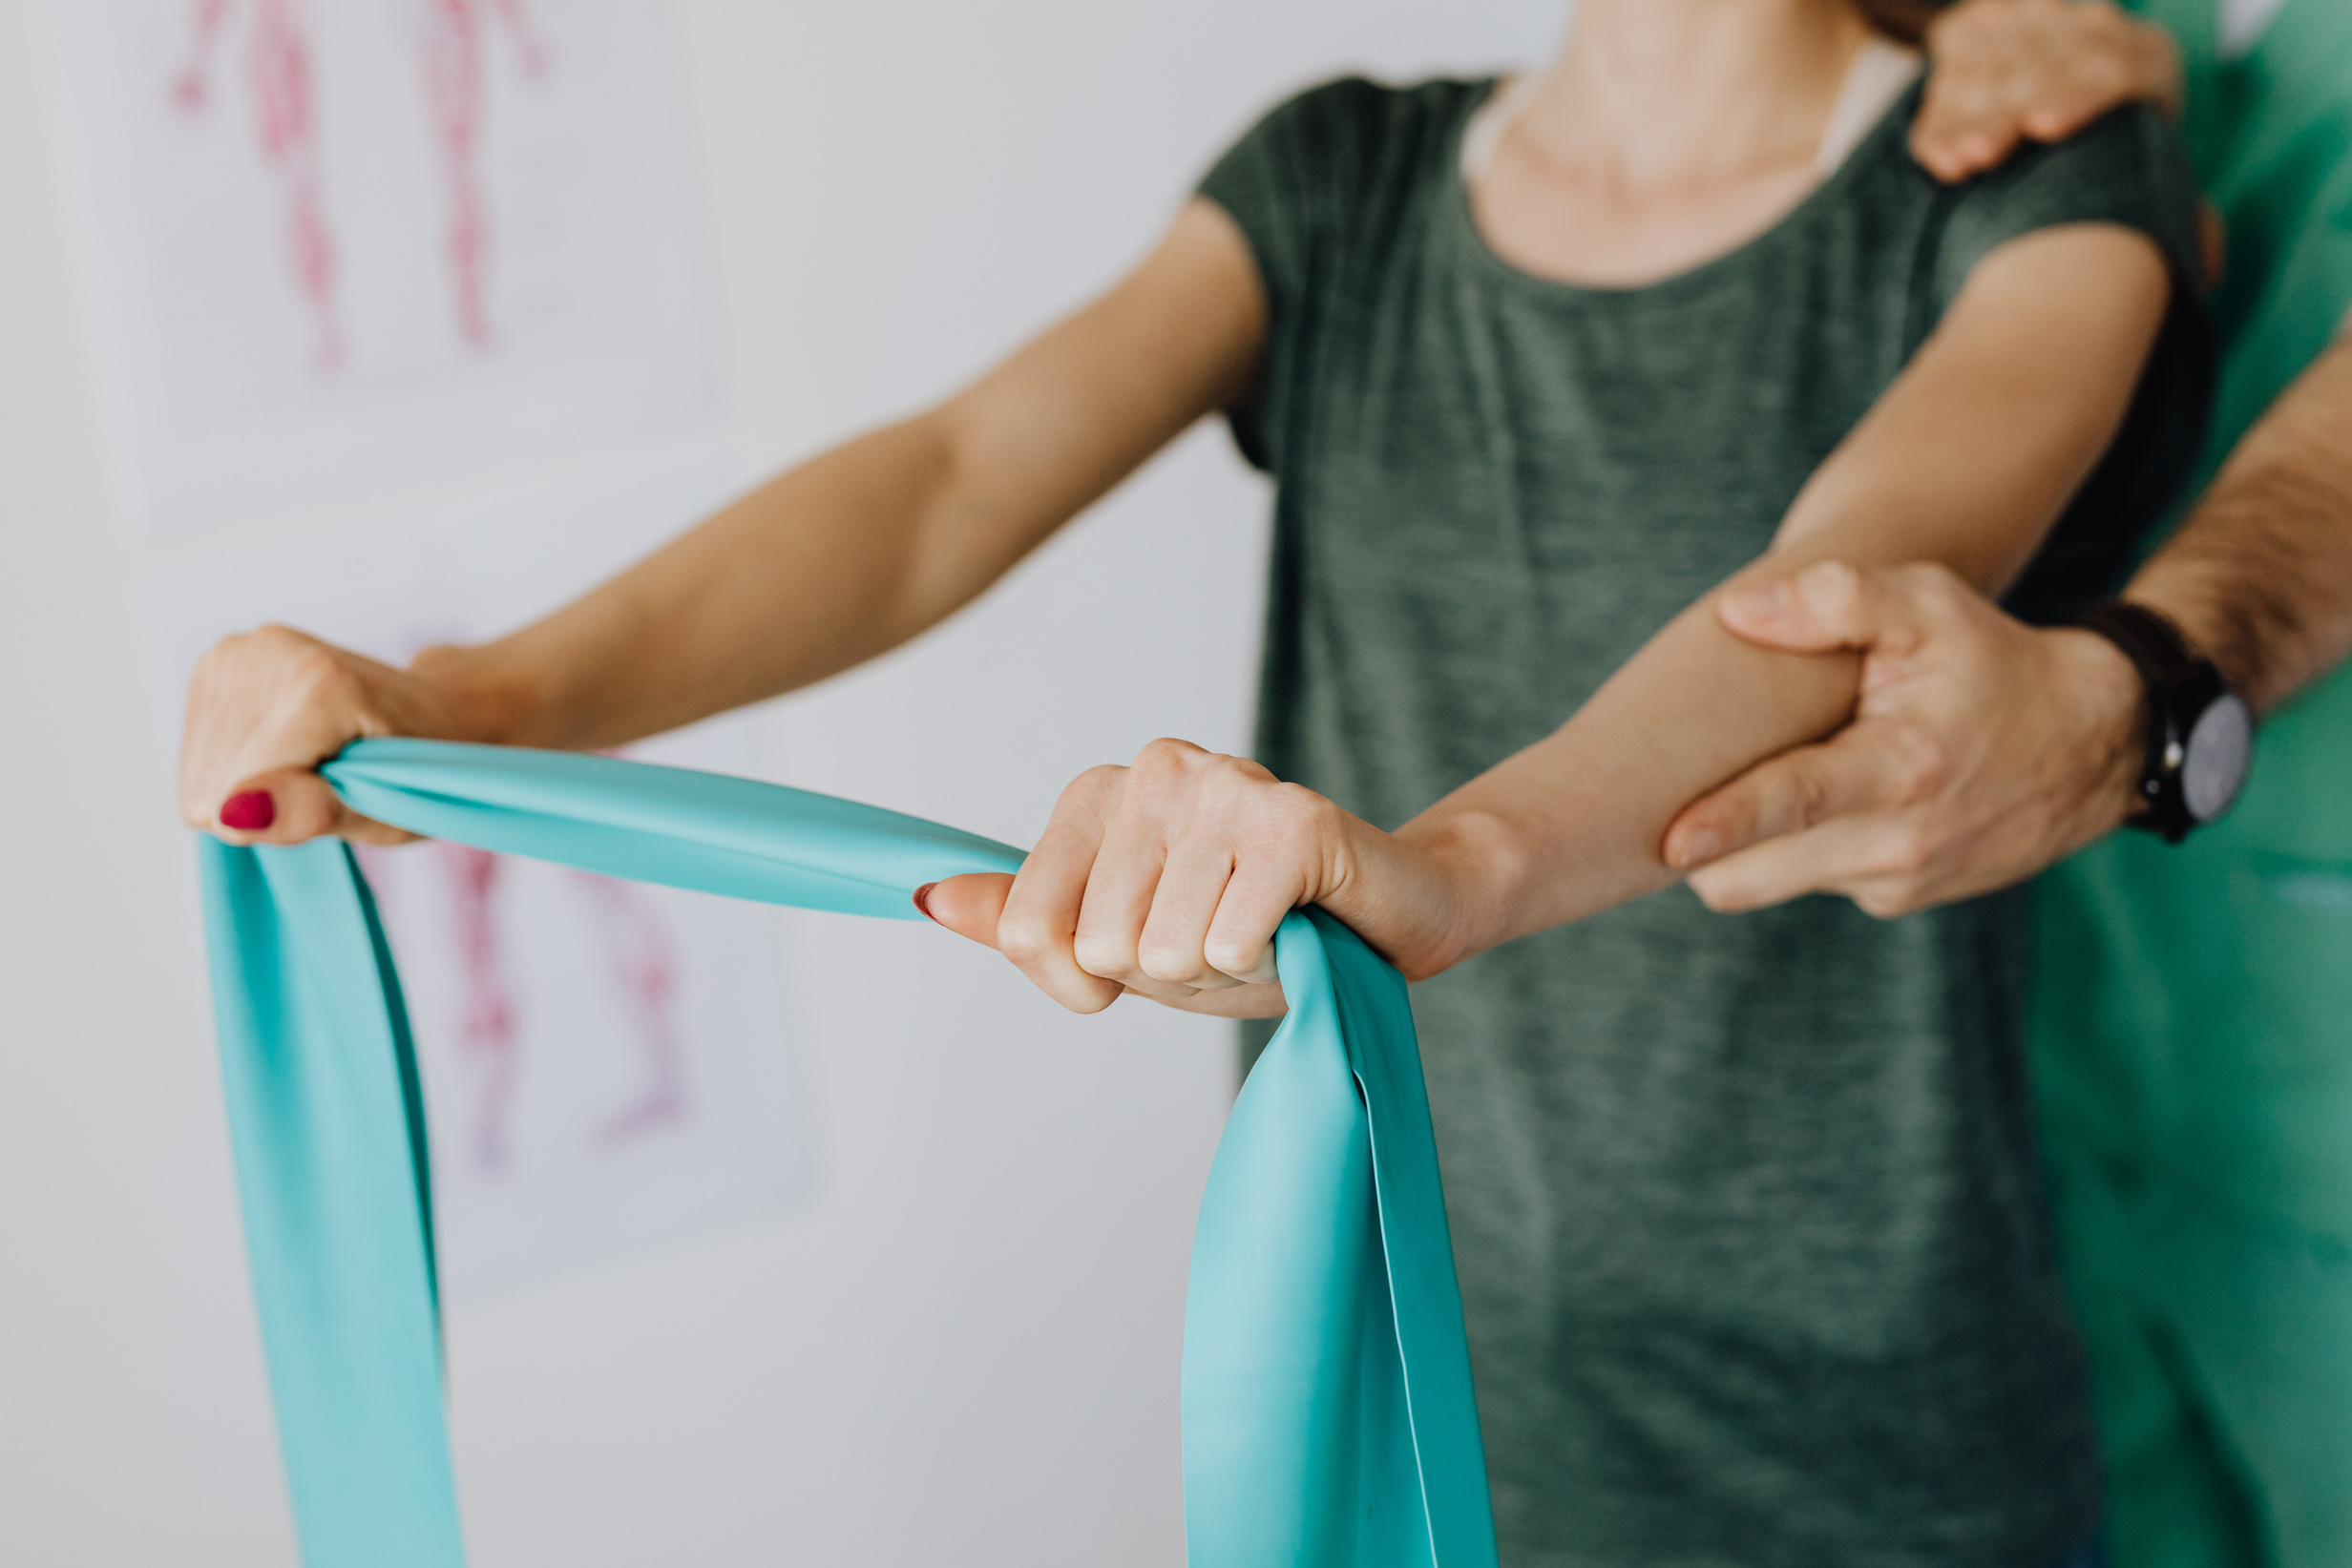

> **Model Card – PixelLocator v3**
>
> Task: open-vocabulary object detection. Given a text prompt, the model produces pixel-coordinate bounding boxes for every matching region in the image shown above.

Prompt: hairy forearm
[2127,340,2352,713]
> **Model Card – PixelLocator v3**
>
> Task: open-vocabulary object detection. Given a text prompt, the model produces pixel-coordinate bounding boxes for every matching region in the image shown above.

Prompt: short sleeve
[1196,78,1387,472]
[1932,104,2205,312]
[1932,107,2221,623]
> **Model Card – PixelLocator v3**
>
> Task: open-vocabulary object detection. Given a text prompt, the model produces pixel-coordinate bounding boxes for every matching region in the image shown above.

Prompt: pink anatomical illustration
[416,0,553,348]
[171,0,345,366]
[170,0,553,370]
[358,834,689,1175]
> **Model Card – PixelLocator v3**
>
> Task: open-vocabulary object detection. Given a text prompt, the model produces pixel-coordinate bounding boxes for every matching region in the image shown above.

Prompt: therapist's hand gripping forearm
[1666,338,2352,916]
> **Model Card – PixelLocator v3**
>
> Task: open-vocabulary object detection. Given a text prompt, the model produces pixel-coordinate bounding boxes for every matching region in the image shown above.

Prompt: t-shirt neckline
[1448,73,1925,306]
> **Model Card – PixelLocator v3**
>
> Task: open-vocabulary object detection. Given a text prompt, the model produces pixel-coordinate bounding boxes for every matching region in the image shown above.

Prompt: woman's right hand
[178,625,500,846]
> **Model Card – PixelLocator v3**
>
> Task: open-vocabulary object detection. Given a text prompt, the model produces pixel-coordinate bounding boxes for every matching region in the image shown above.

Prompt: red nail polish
[220,791,276,831]
[912,882,938,920]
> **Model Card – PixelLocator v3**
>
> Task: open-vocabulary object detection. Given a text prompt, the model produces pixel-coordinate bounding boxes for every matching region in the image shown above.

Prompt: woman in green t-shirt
[181,2,2211,1561]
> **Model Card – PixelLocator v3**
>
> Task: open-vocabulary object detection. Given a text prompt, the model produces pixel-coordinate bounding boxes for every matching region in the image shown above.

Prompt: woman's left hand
[918,739,1475,1017]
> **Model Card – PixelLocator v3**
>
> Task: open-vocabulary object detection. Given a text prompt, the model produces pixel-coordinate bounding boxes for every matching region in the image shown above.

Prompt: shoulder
[1199,74,1489,217]
[1967,104,2194,216]
[1235,73,1488,153]
[1936,104,2202,293]
[1194,76,1486,473]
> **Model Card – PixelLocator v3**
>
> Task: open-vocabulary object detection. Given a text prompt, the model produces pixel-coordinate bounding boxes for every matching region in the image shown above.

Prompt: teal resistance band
[198,739,1497,1568]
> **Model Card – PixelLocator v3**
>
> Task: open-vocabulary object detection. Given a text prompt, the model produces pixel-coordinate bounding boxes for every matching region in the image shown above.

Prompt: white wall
[0,3,1560,1563]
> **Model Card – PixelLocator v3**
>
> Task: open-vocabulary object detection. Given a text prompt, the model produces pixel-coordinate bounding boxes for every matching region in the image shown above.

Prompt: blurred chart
[40,0,715,538]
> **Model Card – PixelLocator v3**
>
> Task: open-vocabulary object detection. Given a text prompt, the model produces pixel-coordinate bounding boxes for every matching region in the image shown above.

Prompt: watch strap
[2076,600,2200,694]
[2074,599,2216,843]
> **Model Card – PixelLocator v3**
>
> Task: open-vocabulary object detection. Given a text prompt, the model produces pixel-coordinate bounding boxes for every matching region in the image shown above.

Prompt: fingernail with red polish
[912,882,938,921]
[220,791,276,831]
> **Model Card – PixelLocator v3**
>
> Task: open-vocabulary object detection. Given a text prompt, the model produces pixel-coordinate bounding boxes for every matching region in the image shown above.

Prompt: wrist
[2047,624,2150,832]
[406,643,559,748]
[1392,808,1525,979]
[2122,566,2268,716]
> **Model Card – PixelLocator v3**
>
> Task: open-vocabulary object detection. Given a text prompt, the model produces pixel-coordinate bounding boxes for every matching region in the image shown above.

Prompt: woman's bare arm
[922,222,2177,1014]
[178,199,1265,843]
[1406,221,2176,954]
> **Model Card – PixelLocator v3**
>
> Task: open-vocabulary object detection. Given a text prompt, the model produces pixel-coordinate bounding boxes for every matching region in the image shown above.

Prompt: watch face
[2184,693,2254,822]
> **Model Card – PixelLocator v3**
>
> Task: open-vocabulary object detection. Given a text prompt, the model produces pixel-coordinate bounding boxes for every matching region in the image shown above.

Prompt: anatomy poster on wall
[142,463,817,1306]
[40,0,810,1303]
[37,0,716,539]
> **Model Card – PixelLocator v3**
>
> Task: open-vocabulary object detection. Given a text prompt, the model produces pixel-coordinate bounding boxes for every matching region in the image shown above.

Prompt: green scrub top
[2031,3,2352,1564]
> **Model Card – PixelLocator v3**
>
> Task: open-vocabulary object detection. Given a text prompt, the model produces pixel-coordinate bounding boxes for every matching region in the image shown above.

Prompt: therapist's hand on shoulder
[178,625,494,847]
[1661,561,2146,917]
[917,739,1473,1019]
[1912,0,2183,182]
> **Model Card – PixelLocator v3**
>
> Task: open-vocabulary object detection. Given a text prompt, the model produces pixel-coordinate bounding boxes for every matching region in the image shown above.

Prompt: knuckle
[1067,931,1124,976]
[1789,763,1835,829]
[1135,941,1204,986]
[1197,752,1273,808]
[1898,561,1964,618]
[1062,764,1124,811]
[1132,737,1202,774]
[996,916,1053,970]
[1798,558,1863,617]
[1209,751,1276,790]
[1899,744,1953,805]
[286,645,358,702]
[1265,780,1324,822]
[1203,937,1265,978]
[1884,826,1936,877]
[252,624,324,673]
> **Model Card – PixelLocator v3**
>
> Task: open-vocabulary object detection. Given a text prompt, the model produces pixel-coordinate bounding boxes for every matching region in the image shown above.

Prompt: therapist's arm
[920,224,2174,1015]
[1665,336,2352,916]
[177,201,1264,845]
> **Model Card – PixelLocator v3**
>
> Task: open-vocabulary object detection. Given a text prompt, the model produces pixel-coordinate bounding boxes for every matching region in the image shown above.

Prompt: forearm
[179,201,1266,847]
[417,200,1262,754]
[2126,340,2352,713]
[1400,560,1860,959]
[422,415,978,751]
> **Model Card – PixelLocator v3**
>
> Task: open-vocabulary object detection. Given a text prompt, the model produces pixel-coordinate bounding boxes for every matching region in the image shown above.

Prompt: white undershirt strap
[1460,73,1544,182]
[1461,35,1925,186]
[1811,36,1924,176]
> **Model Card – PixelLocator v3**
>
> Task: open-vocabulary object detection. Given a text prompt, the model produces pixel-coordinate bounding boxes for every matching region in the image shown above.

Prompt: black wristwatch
[2075,600,2253,843]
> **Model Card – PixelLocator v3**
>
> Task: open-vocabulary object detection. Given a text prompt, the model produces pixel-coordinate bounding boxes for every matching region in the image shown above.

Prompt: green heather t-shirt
[1202,77,2213,1567]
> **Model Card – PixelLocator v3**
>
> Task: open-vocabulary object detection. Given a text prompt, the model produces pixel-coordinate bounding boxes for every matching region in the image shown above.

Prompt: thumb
[1664,730,1883,874]
[914,872,1016,950]
[210,766,407,847]
[1716,559,1910,657]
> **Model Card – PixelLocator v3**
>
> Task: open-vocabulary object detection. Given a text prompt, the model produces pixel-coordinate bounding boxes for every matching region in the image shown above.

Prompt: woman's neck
[1520,0,1872,197]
